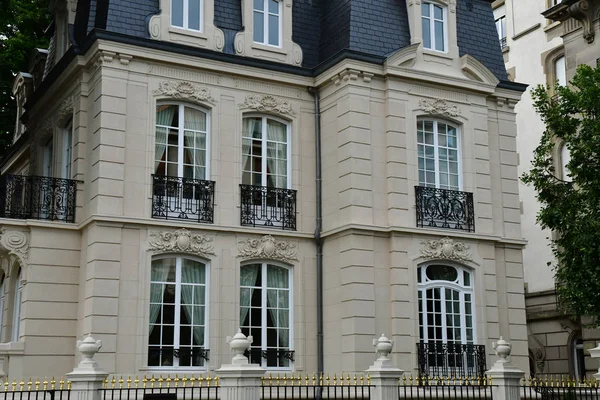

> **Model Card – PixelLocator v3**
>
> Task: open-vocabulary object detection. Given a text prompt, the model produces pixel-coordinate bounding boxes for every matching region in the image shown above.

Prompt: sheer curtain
[181,260,205,345]
[240,264,260,326]
[266,265,288,347]
[155,106,176,173]
[183,108,207,180]
[242,118,261,185]
[266,120,286,188]
[149,260,171,335]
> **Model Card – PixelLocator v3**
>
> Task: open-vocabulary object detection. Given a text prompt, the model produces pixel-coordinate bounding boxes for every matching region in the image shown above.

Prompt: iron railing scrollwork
[152,175,215,224]
[240,185,297,231]
[416,342,486,380]
[244,348,295,365]
[415,186,475,232]
[147,347,209,367]
[0,175,78,223]
[500,37,507,49]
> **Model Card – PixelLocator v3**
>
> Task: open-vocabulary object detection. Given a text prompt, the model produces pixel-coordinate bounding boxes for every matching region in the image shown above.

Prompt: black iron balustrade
[240,185,297,231]
[416,342,486,380]
[152,175,215,224]
[147,347,210,367]
[415,186,475,232]
[0,175,78,223]
[500,37,507,49]
[244,348,295,367]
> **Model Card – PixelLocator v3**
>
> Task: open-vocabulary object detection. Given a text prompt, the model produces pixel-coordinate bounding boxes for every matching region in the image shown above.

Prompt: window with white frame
[155,104,209,180]
[494,5,507,49]
[421,2,447,52]
[171,0,203,31]
[555,55,566,87]
[253,0,281,46]
[572,338,585,381]
[63,120,73,179]
[11,269,22,342]
[240,263,292,368]
[148,256,208,368]
[417,120,460,190]
[0,275,5,342]
[417,264,474,345]
[242,116,290,189]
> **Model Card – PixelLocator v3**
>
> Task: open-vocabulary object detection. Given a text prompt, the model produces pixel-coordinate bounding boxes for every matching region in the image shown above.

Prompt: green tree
[522,63,600,324]
[0,0,50,157]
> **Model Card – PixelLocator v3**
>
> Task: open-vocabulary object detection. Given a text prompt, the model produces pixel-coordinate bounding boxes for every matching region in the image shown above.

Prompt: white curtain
[240,264,260,326]
[149,260,171,335]
[266,120,286,188]
[183,108,207,180]
[242,118,261,185]
[155,106,176,173]
[181,260,205,346]
[266,265,288,347]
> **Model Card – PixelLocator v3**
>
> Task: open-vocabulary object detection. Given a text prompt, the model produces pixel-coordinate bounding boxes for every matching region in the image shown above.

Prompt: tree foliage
[0,0,50,157]
[522,64,600,324]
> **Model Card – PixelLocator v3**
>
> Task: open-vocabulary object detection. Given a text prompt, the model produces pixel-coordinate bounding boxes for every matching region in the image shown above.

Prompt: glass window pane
[267,265,289,288]
[194,286,205,305]
[254,11,264,42]
[435,21,445,51]
[152,259,176,283]
[182,259,206,284]
[268,15,279,46]
[434,5,443,20]
[184,108,206,130]
[254,0,264,10]
[422,18,431,49]
[172,0,184,27]
[188,0,201,30]
[424,121,434,132]
[426,265,458,281]
[422,3,430,17]
[267,120,286,141]
[268,0,279,14]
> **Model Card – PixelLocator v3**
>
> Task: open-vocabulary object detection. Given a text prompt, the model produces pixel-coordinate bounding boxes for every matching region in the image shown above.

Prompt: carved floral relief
[149,229,215,258]
[154,81,217,104]
[420,237,472,262]
[239,94,296,117]
[237,235,298,263]
[419,99,461,118]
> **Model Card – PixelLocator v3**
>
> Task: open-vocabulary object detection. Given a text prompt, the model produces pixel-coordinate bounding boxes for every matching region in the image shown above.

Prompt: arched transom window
[417,264,474,344]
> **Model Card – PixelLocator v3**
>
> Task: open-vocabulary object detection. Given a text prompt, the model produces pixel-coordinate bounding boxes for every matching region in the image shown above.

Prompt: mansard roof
[76,0,506,80]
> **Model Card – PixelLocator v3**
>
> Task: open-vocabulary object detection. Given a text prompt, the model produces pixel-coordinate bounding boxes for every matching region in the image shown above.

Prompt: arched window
[421,2,447,52]
[242,116,290,189]
[155,104,209,180]
[148,256,208,368]
[240,263,293,368]
[11,269,22,342]
[417,264,474,344]
[417,120,460,190]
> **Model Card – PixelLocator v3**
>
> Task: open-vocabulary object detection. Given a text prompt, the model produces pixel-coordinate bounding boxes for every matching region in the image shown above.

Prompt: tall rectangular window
[171,0,203,31]
[555,55,566,86]
[422,2,446,52]
[417,120,460,190]
[253,0,281,46]
[63,120,73,179]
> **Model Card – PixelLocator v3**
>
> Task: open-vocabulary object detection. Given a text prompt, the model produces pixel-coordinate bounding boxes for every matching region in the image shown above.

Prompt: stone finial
[493,337,511,363]
[226,329,253,365]
[588,343,600,380]
[373,334,394,361]
[71,334,106,374]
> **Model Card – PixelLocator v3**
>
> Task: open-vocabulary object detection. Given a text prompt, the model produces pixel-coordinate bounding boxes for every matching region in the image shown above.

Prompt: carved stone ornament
[419,98,460,118]
[149,229,215,258]
[154,81,217,104]
[239,94,296,116]
[420,237,472,262]
[237,235,298,263]
[39,95,74,134]
[0,230,29,267]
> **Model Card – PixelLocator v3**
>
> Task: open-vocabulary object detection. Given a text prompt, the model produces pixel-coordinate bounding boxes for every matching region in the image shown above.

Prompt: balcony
[0,175,78,223]
[415,186,475,232]
[152,175,215,224]
[500,37,507,50]
[417,342,487,380]
[244,348,295,368]
[240,185,297,231]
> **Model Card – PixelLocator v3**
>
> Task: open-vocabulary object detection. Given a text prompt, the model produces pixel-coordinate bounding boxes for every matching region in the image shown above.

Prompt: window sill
[169,26,206,38]
[544,20,561,33]
[423,48,453,60]
[502,46,510,53]
[251,42,287,56]
[139,366,209,373]
[0,341,25,356]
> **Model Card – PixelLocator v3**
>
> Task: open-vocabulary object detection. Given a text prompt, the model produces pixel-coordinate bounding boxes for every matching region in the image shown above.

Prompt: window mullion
[183,0,189,29]
[433,121,440,188]
[174,258,182,367]
[460,292,467,345]
[421,289,428,343]
[440,287,447,343]
[430,5,435,50]
[261,118,268,187]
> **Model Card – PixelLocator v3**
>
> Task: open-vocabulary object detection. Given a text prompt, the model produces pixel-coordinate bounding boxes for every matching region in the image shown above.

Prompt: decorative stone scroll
[419,99,460,118]
[239,94,296,117]
[0,230,29,268]
[237,235,298,263]
[149,229,215,258]
[154,81,217,104]
[39,95,74,134]
[420,237,472,262]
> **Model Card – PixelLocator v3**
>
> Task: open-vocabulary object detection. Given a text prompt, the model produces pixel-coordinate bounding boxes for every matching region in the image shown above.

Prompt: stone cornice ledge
[0,341,25,355]
[320,223,527,246]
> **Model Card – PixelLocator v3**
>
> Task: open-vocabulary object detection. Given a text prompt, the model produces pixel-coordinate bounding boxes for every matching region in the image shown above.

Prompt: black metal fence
[261,374,371,400]
[152,175,215,224]
[0,175,78,223]
[100,376,219,400]
[521,378,600,400]
[417,343,487,380]
[240,185,297,230]
[398,376,492,399]
[415,186,475,232]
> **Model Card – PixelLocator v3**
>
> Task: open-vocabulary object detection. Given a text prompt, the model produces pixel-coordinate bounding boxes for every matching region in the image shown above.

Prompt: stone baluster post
[587,343,600,380]
[66,335,109,400]
[216,330,266,400]
[366,334,404,400]
[486,337,525,400]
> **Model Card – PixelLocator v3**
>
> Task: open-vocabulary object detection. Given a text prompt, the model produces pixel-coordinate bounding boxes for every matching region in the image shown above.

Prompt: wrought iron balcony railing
[500,37,507,49]
[415,186,475,232]
[417,342,486,380]
[152,175,215,224]
[244,348,295,367]
[0,175,78,223]
[240,185,297,231]
[148,347,209,367]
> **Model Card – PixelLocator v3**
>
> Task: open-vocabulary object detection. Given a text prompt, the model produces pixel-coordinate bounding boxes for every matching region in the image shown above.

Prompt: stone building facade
[0,0,528,380]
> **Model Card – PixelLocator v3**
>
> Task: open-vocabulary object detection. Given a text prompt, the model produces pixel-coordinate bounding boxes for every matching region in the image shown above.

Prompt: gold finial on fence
[353,374,357,386]
[319,373,323,386]
[332,374,337,386]
[11,379,16,392]
[35,378,40,391]
[134,376,139,389]
[59,377,64,390]
[367,374,371,386]
[208,374,213,387]
[4,380,8,391]
[346,374,351,386]
[159,375,164,388]
[283,373,288,386]
[200,375,206,387]
[214,377,219,387]
[360,373,365,386]
[189,375,196,387]
[142,376,148,389]
[182,375,187,388]
[51,377,56,390]
[68,381,72,390]
[150,375,156,389]
[166,376,171,388]
[110,376,116,389]
[27,379,32,391]
[312,373,317,386]
[43,377,48,391]
[127,376,132,389]
[296,373,301,387]
[18,380,24,391]
[119,376,124,389]
[174,375,179,388]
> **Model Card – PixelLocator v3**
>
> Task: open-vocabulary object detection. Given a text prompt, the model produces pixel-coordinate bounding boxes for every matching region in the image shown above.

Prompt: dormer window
[253,0,281,46]
[421,2,447,52]
[171,0,203,31]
